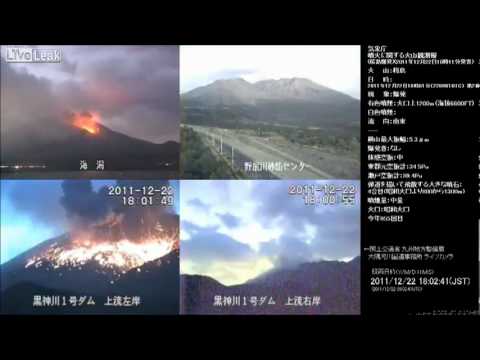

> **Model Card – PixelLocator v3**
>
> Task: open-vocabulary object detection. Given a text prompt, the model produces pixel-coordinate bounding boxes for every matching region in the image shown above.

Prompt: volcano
[181,78,360,136]
[181,257,360,315]
[1,221,180,314]
[1,120,179,175]
[72,111,101,135]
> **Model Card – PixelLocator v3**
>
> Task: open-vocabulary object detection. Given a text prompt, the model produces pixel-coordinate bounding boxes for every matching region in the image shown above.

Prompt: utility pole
[211,133,214,147]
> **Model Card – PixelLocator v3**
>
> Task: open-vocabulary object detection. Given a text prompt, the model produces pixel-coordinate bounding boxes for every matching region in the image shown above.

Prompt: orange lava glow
[72,112,101,135]
[24,215,179,280]
[25,232,178,277]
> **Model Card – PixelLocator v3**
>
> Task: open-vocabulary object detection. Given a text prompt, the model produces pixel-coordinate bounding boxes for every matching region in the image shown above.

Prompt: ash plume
[1,46,180,146]
[60,180,178,244]
[60,180,110,224]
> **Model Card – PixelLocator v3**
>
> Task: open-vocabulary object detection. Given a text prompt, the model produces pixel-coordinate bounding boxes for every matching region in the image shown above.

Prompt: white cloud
[180,180,360,285]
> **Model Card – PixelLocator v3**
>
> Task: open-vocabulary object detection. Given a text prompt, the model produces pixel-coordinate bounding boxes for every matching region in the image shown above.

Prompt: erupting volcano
[24,212,179,280]
[2,110,180,175]
[21,181,181,280]
[1,180,180,314]
[71,111,101,135]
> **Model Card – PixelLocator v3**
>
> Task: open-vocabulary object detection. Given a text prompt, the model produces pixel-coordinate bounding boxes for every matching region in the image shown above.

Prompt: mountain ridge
[183,77,358,103]
[181,77,360,132]
[181,256,360,314]
[1,238,180,314]
[1,122,179,172]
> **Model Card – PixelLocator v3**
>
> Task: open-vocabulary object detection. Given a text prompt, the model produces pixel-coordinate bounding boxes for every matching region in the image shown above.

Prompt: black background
[1,12,480,343]
[361,45,480,314]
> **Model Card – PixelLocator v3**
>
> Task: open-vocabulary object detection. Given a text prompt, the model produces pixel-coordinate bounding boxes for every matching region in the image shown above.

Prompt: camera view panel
[180,46,360,180]
[0,46,180,179]
[0,180,179,314]
[180,180,360,315]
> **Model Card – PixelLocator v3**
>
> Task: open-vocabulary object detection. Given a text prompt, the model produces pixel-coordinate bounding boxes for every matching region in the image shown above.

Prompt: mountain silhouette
[1,122,179,172]
[181,256,360,315]
[1,234,179,314]
[182,78,359,135]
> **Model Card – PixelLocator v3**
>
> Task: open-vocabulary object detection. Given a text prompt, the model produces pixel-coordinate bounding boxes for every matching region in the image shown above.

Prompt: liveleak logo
[5,47,62,63]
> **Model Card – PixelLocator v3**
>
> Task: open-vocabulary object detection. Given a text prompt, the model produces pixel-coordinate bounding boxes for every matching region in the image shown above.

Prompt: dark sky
[0,45,179,144]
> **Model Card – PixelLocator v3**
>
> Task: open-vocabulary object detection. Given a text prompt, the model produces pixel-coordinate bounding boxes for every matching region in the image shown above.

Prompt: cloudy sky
[0,180,180,264]
[180,45,360,98]
[1,45,179,143]
[180,180,360,286]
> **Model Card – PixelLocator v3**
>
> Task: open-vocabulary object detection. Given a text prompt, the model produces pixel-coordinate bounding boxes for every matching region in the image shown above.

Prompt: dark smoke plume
[60,180,177,243]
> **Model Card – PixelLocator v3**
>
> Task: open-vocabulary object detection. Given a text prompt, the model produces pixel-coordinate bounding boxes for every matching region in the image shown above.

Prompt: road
[188,125,334,179]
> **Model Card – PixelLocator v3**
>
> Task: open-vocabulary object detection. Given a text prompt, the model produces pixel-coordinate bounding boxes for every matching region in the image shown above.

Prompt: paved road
[188,125,334,179]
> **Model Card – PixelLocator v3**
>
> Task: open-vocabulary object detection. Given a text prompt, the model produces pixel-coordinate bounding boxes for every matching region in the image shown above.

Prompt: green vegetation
[180,127,240,179]
[251,123,360,153]
[182,106,359,153]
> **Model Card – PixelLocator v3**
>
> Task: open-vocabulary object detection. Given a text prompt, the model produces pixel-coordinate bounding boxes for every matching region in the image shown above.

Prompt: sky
[180,180,360,286]
[180,45,360,98]
[0,180,180,264]
[1,45,179,144]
